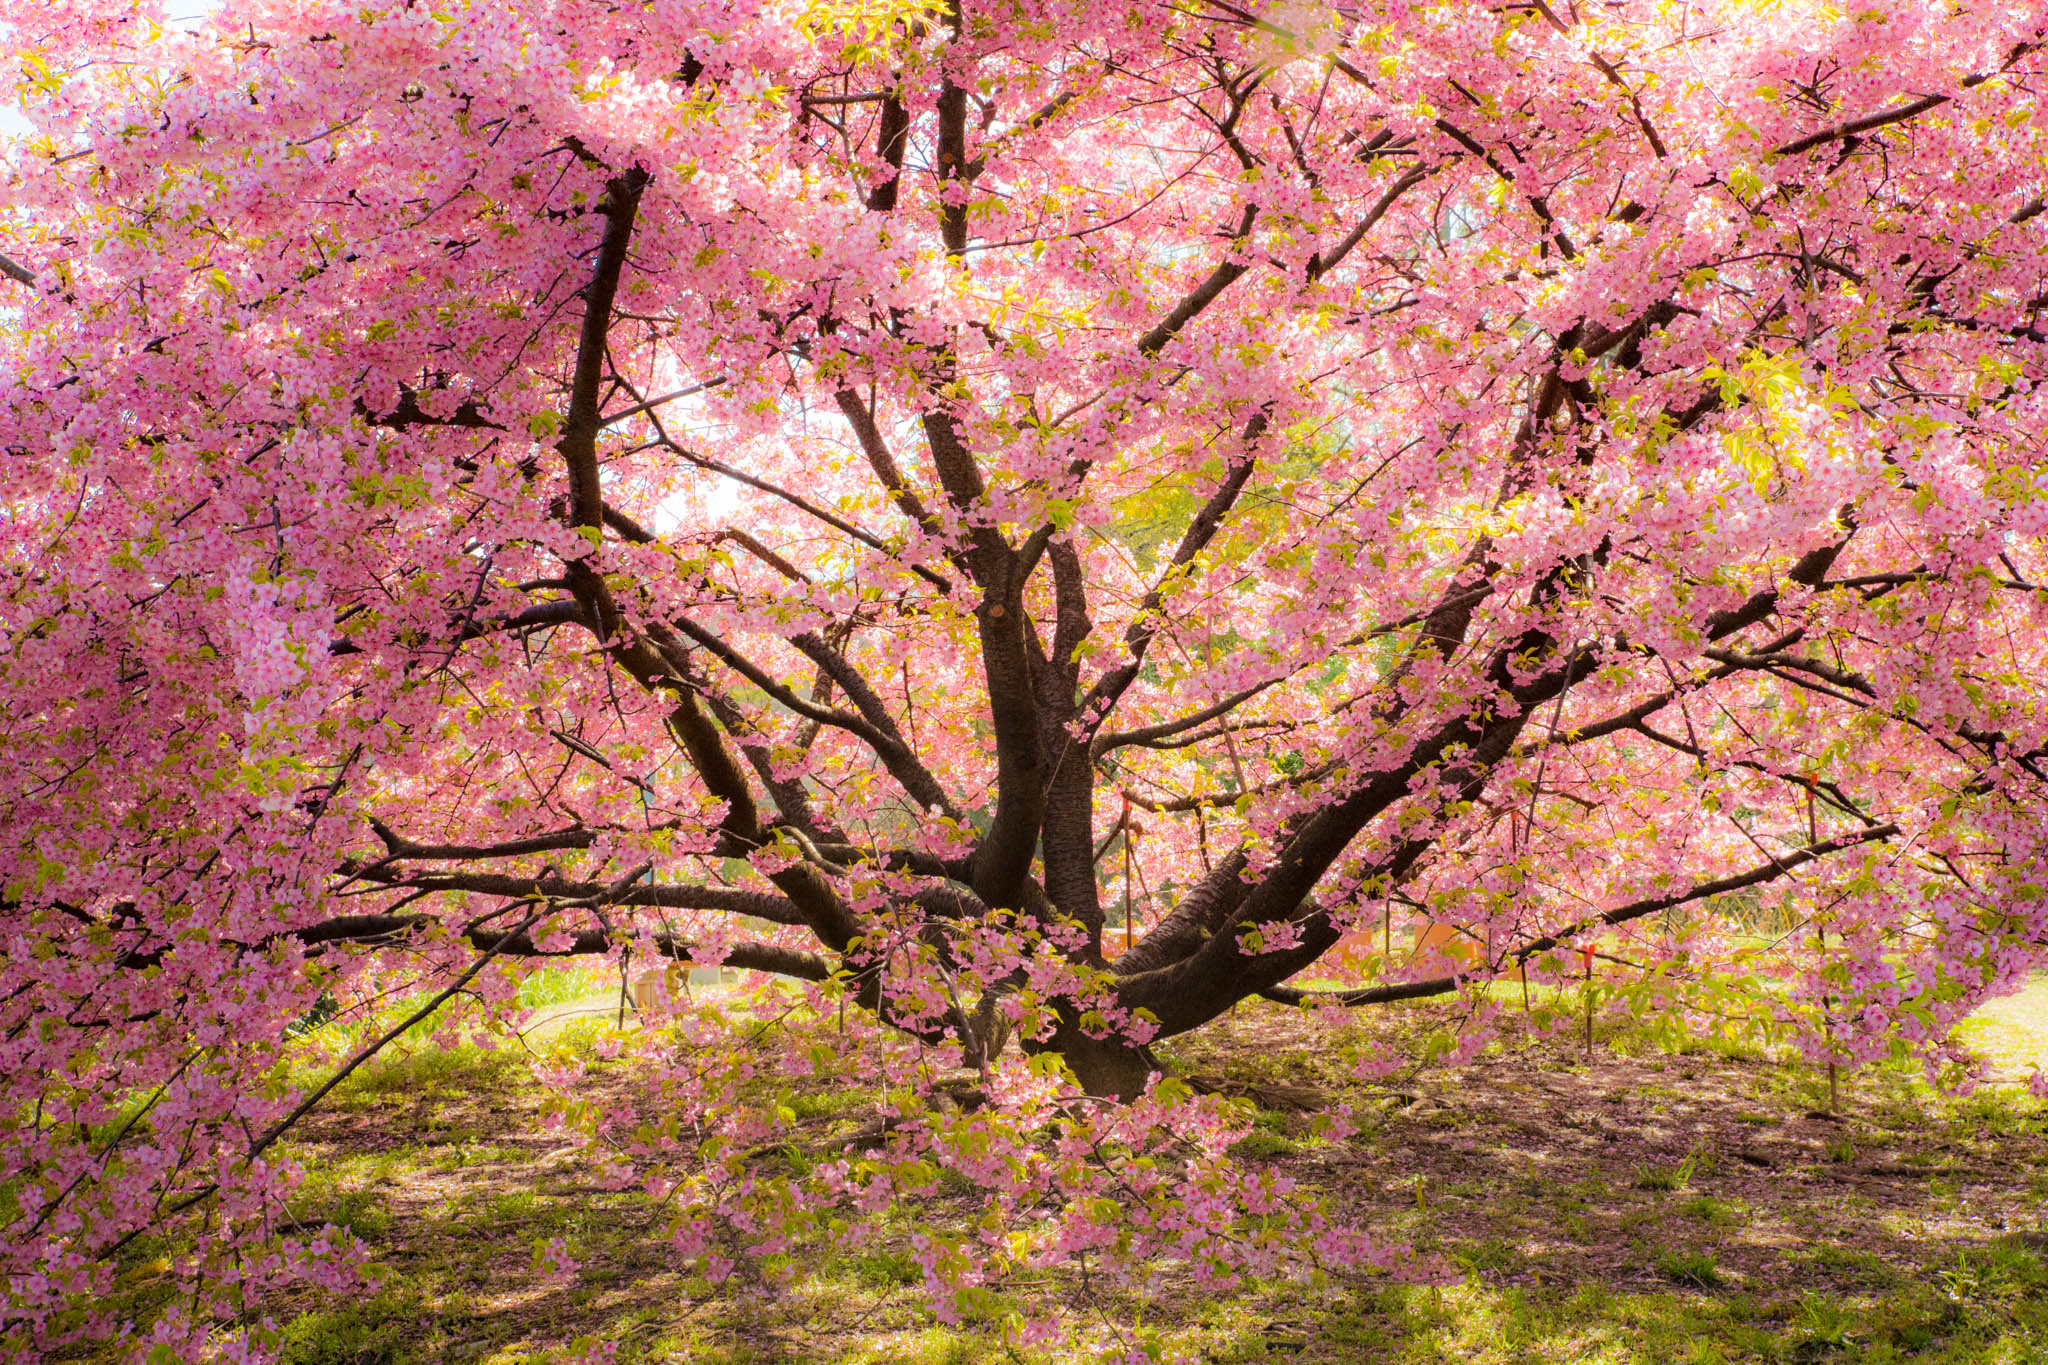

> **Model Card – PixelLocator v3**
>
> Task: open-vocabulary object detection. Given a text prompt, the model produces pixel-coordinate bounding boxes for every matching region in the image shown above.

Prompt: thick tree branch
[1037,538,1106,943]
[366,819,596,860]
[866,94,909,212]
[669,618,887,742]
[1093,678,1281,756]
[833,389,947,545]
[1113,358,1592,1025]
[1136,203,1258,356]
[329,598,582,657]
[537,167,857,949]
[1309,165,1431,279]
[1772,42,2039,157]
[351,865,812,925]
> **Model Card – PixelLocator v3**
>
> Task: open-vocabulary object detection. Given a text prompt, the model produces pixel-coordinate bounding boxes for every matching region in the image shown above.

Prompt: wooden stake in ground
[1810,786,1840,1115]
[1820,921,1839,1114]
[1583,944,1596,1061]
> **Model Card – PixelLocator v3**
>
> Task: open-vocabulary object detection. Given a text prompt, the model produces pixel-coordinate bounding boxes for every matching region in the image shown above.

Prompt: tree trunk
[1037,1015,1160,1100]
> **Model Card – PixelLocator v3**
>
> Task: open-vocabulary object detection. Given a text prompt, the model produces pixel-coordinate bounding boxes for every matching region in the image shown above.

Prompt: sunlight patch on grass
[1957,975,2048,1084]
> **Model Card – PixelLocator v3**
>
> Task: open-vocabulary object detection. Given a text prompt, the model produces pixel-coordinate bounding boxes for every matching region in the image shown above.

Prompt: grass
[277,1290,423,1365]
[1225,1128,1303,1160]
[1653,1248,1722,1288]
[1677,1193,1742,1228]
[52,976,2048,1364]
[1632,1154,1701,1191]
[337,1041,527,1105]
[1304,1271,2041,1364]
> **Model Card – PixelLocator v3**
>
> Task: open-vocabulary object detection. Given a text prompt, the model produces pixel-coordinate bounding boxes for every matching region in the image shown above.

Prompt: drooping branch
[1260,821,1902,1006]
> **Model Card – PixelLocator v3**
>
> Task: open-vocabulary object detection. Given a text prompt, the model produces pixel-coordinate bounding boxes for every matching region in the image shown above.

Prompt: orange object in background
[629,963,733,1013]
[1321,920,1526,982]
[1412,921,1526,981]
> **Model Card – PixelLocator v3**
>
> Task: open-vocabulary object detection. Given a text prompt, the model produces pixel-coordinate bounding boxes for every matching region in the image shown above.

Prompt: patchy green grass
[277,1289,425,1365]
[1632,1154,1701,1191]
[1652,1247,1723,1288]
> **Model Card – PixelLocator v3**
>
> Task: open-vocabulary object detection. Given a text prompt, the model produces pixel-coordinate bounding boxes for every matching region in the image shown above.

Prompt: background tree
[3,0,2047,1353]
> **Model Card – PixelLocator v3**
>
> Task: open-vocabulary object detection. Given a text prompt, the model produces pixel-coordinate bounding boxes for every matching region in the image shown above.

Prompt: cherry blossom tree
[4,0,2047,1354]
